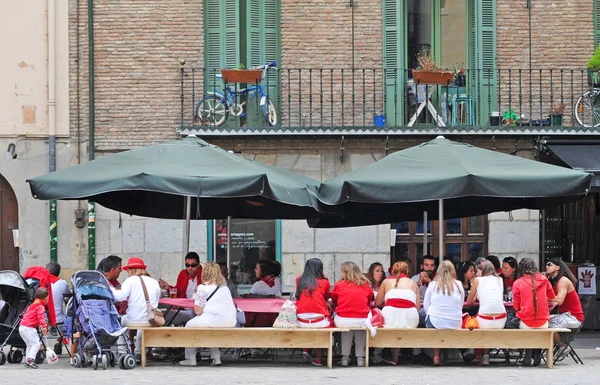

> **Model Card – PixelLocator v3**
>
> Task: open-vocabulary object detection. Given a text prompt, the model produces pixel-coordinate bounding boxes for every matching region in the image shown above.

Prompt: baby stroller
[0,270,44,365]
[71,270,135,370]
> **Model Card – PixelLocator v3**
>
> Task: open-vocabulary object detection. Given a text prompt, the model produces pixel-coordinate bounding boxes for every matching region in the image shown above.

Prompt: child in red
[19,287,49,369]
[295,258,331,367]
[331,261,374,367]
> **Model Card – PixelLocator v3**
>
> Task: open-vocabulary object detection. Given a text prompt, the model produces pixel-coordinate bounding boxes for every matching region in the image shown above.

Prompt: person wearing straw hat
[111,257,160,359]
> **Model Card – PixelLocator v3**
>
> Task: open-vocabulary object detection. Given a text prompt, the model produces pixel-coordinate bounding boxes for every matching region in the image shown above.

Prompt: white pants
[334,316,367,358]
[476,315,507,329]
[520,320,549,329]
[120,315,151,354]
[184,315,234,361]
[19,326,40,361]
[297,313,330,328]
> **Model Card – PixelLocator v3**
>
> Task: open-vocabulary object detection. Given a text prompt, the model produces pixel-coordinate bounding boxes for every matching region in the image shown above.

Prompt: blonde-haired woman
[180,262,237,367]
[111,257,161,358]
[331,262,374,367]
[373,260,420,365]
[424,260,464,366]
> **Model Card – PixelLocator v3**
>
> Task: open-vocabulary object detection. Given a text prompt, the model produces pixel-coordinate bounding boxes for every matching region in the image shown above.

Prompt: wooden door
[0,174,19,271]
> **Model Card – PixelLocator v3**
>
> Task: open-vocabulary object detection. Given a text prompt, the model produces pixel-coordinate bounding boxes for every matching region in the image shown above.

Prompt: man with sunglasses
[159,252,203,298]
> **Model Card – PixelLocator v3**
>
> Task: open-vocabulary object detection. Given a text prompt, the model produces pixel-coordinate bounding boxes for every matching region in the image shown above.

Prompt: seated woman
[424,260,464,366]
[295,258,331,367]
[111,257,161,358]
[457,261,476,300]
[374,260,420,366]
[366,262,386,296]
[332,261,373,367]
[502,256,518,299]
[180,262,237,367]
[466,261,506,366]
[513,258,556,367]
[250,260,282,297]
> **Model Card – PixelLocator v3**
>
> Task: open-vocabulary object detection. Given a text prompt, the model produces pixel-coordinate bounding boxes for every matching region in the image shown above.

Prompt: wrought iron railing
[178,67,598,133]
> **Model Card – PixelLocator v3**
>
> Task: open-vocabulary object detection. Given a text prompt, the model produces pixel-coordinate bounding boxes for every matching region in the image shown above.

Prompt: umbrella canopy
[310,136,592,228]
[27,137,329,220]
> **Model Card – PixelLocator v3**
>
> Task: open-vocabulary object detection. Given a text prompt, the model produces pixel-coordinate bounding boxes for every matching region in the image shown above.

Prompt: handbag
[370,308,384,328]
[461,313,479,330]
[139,276,165,327]
[272,299,298,329]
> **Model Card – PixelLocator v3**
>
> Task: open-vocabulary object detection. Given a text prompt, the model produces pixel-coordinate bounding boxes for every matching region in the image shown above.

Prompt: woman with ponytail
[512,258,556,367]
[373,260,420,365]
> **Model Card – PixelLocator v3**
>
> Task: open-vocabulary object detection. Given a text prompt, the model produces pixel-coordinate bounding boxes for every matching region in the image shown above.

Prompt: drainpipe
[87,0,96,269]
[48,0,58,262]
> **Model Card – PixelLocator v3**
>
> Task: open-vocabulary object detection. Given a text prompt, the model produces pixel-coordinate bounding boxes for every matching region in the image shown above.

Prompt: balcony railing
[177,67,599,134]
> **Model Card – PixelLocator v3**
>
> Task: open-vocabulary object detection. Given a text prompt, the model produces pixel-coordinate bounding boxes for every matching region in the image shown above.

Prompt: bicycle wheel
[574,89,600,127]
[195,95,228,126]
[261,96,277,126]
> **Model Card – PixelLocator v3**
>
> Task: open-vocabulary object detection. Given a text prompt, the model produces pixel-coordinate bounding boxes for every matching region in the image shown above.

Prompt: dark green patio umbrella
[309,136,592,231]
[27,136,328,220]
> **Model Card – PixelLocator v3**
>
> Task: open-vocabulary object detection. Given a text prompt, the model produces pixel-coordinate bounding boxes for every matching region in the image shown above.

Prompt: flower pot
[588,69,600,87]
[220,69,263,84]
[373,115,386,127]
[412,70,454,85]
[550,114,563,127]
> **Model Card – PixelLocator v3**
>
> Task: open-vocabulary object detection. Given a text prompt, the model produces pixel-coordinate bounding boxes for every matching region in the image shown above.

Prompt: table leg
[426,100,446,127]
[407,100,429,127]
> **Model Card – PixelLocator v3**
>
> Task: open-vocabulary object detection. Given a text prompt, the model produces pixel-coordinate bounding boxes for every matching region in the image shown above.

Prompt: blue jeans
[425,316,436,329]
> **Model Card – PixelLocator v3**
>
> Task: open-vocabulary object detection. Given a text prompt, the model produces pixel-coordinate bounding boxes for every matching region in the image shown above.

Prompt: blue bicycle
[195,61,278,127]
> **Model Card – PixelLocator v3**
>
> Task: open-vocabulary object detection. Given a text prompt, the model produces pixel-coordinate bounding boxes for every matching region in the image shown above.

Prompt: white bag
[46,348,59,365]
[272,300,298,329]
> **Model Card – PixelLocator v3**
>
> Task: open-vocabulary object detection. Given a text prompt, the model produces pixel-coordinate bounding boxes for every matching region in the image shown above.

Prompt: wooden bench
[366,328,570,368]
[139,327,349,369]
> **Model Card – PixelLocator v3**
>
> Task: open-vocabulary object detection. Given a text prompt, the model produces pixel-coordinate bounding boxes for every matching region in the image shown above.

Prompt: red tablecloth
[159,297,288,314]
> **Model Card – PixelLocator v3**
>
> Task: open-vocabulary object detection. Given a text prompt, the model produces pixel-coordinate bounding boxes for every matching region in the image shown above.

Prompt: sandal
[433,355,443,366]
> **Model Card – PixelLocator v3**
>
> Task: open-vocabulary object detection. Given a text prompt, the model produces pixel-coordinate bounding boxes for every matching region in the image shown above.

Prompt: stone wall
[488,209,540,264]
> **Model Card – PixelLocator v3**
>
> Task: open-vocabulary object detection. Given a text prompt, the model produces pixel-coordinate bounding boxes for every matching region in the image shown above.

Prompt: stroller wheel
[108,352,116,367]
[101,354,108,370]
[0,352,6,365]
[72,353,83,368]
[7,351,13,364]
[92,354,98,370]
[122,354,136,370]
[118,355,125,369]
[35,351,45,365]
[10,350,23,364]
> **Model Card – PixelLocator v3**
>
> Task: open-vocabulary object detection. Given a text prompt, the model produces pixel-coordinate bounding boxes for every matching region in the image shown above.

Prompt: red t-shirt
[557,288,584,322]
[331,280,373,319]
[513,273,556,327]
[20,300,48,329]
[295,277,330,316]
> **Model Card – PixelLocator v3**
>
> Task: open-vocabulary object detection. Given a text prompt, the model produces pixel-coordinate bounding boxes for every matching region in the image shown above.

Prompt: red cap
[122,257,147,271]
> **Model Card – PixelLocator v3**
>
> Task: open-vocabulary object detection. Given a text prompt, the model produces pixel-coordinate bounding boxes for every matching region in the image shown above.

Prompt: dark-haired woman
[250,260,282,297]
[366,262,386,295]
[457,261,475,300]
[295,258,331,367]
[502,257,518,299]
[512,258,556,367]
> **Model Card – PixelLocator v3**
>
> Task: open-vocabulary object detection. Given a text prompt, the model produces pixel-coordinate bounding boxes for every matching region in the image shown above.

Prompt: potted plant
[221,63,263,84]
[587,47,600,87]
[412,51,454,85]
[550,101,565,126]
[450,62,466,87]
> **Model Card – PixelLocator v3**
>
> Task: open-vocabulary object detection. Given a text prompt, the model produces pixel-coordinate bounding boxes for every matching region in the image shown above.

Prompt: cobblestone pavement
[1,336,599,385]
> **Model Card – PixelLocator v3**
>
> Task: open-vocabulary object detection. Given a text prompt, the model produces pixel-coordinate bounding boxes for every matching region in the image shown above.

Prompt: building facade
[3,1,599,295]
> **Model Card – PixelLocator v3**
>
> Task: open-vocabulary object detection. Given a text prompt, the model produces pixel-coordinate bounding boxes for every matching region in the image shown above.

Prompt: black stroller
[0,269,45,365]
[71,270,135,370]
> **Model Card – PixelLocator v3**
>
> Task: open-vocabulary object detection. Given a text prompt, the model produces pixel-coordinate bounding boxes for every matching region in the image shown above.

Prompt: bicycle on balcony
[195,61,278,127]
[574,71,600,127]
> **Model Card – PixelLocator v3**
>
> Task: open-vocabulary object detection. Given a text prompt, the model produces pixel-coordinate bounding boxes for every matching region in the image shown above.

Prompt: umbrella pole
[183,196,192,268]
[438,199,444,263]
[423,211,428,256]
[226,216,231,270]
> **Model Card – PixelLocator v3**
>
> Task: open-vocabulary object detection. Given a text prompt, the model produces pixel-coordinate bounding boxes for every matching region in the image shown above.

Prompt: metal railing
[178,67,598,133]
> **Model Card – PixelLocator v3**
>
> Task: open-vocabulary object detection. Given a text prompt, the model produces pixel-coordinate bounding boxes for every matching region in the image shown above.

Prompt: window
[595,0,600,48]
[392,216,488,273]
[209,218,280,292]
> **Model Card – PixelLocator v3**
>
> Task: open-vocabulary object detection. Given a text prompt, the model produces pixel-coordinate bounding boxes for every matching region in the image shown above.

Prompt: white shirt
[112,275,161,324]
[250,277,282,297]
[424,280,464,329]
[186,277,198,299]
[193,284,237,326]
[51,279,71,324]
[474,276,506,315]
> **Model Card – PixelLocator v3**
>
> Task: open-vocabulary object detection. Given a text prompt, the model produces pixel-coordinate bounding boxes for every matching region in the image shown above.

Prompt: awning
[545,144,600,191]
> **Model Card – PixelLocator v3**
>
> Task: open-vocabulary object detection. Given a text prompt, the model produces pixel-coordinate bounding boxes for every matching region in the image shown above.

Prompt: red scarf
[387,273,408,279]
[49,274,60,284]
[260,276,275,288]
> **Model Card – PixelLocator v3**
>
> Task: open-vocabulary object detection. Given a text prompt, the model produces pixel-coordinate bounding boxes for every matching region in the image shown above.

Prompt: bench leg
[364,331,370,368]
[546,333,554,368]
[327,332,333,369]
[141,332,147,368]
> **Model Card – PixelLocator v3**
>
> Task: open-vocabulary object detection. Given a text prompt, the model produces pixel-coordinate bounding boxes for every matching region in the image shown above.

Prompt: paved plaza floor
[2,332,600,385]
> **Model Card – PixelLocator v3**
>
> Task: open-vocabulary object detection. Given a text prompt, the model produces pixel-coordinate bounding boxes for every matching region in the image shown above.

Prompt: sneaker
[481,355,490,366]
[356,357,365,367]
[521,351,533,367]
[556,345,571,362]
[302,349,312,361]
[311,359,323,367]
[532,350,542,367]
[462,350,475,363]
[210,358,222,366]
[382,358,398,366]
[340,356,349,367]
[371,354,383,365]
[24,358,38,369]
[179,358,197,366]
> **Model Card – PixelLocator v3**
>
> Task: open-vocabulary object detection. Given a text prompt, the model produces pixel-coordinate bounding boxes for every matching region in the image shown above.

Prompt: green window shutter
[204,0,239,90]
[595,0,600,48]
[246,0,280,126]
[468,0,497,125]
[383,0,405,126]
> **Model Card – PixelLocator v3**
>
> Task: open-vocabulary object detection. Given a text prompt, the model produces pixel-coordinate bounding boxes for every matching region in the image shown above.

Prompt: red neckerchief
[388,273,408,279]
[261,276,276,288]
[49,274,60,284]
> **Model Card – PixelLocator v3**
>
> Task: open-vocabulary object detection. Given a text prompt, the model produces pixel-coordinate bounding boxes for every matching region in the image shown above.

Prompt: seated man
[97,255,126,314]
[46,262,71,325]
[159,252,203,325]
[545,258,584,358]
